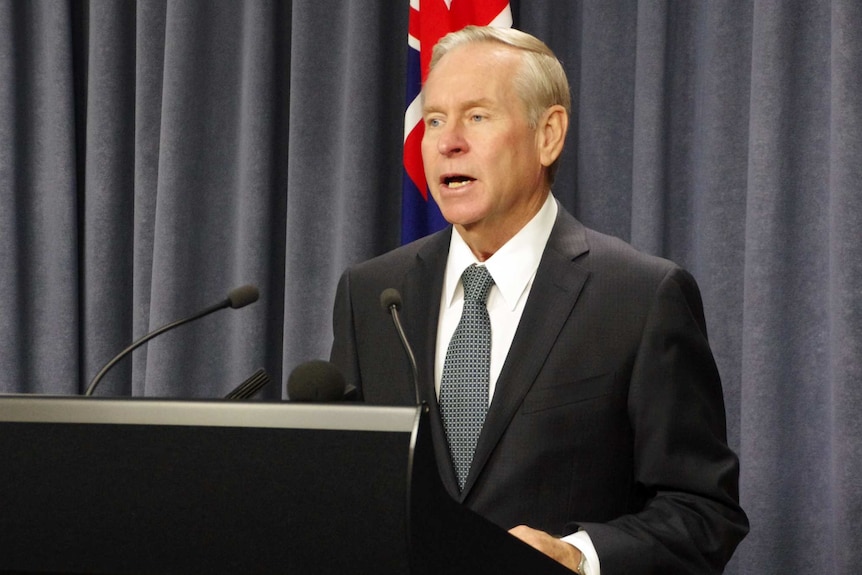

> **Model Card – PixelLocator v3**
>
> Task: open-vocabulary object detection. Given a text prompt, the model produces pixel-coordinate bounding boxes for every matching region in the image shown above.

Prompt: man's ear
[537,105,569,168]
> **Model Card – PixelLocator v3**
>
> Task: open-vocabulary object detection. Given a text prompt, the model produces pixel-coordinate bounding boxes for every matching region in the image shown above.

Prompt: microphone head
[287,360,347,402]
[227,284,259,309]
[380,288,402,313]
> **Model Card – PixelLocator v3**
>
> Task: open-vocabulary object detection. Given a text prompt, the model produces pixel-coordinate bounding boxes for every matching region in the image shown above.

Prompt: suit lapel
[402,229,462,497]
[462,206,591,498]
[402,229,448,406]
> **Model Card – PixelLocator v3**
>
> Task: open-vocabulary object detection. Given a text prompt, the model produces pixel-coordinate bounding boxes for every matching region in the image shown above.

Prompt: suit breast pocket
[521,372,617,414]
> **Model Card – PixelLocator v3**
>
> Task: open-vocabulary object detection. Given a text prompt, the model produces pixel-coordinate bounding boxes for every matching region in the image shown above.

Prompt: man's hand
[508,525,582,572]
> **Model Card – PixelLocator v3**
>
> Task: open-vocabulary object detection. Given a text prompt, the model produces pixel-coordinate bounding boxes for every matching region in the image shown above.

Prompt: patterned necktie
[439,264,495,491]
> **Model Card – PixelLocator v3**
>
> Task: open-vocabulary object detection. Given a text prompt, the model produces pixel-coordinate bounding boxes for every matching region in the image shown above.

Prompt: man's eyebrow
[422,98,495,115]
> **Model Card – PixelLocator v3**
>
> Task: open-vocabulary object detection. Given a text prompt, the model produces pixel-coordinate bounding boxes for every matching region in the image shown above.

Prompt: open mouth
[442,175,475,189]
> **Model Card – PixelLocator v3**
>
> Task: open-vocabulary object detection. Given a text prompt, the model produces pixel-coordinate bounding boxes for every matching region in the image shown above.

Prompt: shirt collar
[444,194,558,310]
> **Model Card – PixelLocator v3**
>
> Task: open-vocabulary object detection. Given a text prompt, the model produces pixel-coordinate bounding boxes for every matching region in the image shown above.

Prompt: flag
[401,0,513,244]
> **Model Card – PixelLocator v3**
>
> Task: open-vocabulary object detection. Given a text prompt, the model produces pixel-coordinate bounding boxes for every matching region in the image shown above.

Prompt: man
[330,26,748,574]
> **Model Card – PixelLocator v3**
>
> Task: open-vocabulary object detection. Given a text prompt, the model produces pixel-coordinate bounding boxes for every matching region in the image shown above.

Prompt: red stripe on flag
[403,123,427,200]
[408,6,421,41]
[416,0,511,82]
[449,0,512,29]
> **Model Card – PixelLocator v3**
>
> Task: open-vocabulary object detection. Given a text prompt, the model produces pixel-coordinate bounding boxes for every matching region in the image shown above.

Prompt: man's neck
[456,191,550,261]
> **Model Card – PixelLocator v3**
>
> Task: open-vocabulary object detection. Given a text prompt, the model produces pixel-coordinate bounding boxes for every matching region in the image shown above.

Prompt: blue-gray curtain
[1,1,860,573]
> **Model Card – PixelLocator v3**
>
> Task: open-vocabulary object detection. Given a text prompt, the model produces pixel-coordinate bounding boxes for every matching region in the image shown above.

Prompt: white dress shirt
[434,193,601,575]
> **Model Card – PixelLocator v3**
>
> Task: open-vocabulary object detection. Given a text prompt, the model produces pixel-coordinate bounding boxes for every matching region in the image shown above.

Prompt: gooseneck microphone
[380,288,422,407]
[84,284,260,397]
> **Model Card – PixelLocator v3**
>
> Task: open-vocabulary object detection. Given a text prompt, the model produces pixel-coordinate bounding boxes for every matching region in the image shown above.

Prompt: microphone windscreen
[287,360,347,402]
[227,284,260,309]
[380,288,402,312]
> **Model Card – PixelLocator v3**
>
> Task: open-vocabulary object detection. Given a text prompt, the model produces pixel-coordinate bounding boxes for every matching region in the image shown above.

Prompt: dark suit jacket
[330,204,748,574]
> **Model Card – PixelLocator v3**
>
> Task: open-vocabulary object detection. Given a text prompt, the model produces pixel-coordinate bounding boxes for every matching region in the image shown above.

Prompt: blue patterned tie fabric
[439,264,495,491]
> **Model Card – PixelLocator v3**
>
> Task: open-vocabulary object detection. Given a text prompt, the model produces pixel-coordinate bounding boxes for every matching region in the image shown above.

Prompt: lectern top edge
[0,394,421,433]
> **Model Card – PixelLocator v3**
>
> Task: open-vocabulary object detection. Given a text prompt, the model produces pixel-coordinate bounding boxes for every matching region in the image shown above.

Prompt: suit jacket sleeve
[574,266,748,574]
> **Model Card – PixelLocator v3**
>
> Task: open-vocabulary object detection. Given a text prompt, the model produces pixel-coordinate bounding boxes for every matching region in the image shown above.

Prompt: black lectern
[0,395,572,574]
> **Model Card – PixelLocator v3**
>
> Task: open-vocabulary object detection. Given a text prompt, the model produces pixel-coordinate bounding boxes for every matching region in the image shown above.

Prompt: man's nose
[436,123,468,156]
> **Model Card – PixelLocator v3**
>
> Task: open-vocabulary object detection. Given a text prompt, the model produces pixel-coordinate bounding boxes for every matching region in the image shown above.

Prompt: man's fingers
[508,525,581,571]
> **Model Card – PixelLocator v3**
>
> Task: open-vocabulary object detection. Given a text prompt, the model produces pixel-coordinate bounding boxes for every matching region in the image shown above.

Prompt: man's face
[421,42,549,245]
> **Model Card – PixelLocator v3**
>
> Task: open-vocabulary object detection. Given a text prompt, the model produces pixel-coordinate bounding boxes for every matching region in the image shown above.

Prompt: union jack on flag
[401,0,513,244]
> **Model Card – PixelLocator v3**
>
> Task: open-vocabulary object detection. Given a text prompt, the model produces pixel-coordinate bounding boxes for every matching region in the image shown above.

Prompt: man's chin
[435,200,485,228]
[440,211,482,229]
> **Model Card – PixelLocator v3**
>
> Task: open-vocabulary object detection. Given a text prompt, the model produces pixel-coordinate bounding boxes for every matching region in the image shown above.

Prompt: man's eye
[427,118,441,128]
[472,114,484,122]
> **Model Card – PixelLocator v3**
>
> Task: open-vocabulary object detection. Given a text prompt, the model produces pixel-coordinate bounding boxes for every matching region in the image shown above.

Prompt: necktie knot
[461,264,494,303]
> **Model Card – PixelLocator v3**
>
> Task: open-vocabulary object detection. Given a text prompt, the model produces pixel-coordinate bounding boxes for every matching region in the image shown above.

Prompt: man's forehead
[422,43,521,106]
